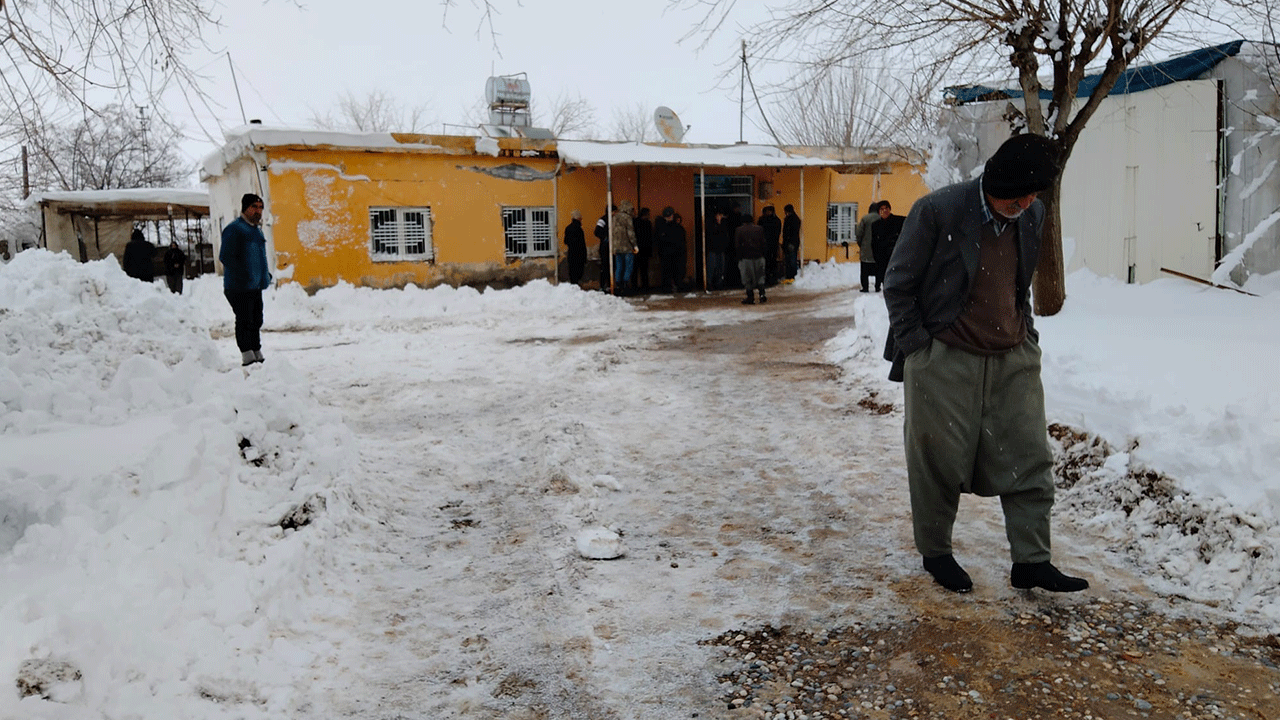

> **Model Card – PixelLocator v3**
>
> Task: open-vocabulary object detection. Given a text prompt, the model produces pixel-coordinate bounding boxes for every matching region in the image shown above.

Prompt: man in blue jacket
[220,193,271,366]
[882,134,1087,595]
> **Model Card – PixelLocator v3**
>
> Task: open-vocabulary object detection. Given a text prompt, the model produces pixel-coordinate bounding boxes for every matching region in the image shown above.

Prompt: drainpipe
[552,160,560,286]
[606,164,614,295]
[799,167,806,277]
[699,166,707,292]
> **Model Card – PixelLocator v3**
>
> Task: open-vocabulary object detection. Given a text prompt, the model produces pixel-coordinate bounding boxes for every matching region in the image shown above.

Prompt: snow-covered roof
[202,126,452,180]
[28,188,210,211]
[201,125,866,179]
[554,140,852,168]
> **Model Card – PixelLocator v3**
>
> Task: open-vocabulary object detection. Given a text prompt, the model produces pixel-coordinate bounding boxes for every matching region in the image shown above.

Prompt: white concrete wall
[943,79,1220,284]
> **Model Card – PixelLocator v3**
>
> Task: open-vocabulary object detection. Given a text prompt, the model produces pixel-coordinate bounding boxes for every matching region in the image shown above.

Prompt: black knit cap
[983,134,1060,199]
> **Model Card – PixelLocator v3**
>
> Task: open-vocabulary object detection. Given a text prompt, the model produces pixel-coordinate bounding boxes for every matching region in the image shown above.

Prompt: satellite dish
[654,106,686,143]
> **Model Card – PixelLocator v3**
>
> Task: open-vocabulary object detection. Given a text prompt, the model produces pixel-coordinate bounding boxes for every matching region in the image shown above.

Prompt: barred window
[827,203,859,246]
[369,207,433,261]
[503,206,554,258]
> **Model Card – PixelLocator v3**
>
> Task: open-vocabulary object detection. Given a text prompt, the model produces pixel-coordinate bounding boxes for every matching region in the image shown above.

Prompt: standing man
[882,134,1087,594]
[706,208,731,290]
[633,207,653,292]
[163,240,187,294]
[564,210,587,286]
[220,193,271,366]
[757,205,782,286]
[734,212,767,305]
[122,228,155,282]
[610,200,638,295]
[871,200,905,284]
[781,203,801,283]
[594,208,611,291]
[856,201,882,292]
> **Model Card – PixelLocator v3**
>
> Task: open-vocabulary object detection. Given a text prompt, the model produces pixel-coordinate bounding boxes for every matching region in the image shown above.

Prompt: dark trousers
[861,262,880,291]
[568,251,586,285]
[166,273,184,294]
[224,289,264,352]
[635,252,651,290]
[660,253,682,292]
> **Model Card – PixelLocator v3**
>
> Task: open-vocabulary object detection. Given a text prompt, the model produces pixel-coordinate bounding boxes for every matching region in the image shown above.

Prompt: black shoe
[860,287,869,293]
[759,292,767,303]
[1011,561,1089,592]
[923,554,973,593]
[741,297,755,305]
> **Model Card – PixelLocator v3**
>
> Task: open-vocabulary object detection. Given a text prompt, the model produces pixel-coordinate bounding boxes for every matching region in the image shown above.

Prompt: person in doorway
[758,205,782,286]
[670,212,688,292]
[564,209,587,286]
[122,228,155,282]
[656,206,681,293]
[871,200,905,286]
[611,200,638,294]
[634,207,653,292]
[594,208,611,291]
[706,208,731,290]
[781,204,801,282]
[856,201,882,292]
[734,213,767,304]
[220,193,272,366]
[163,240,187,294]
[882,133,1087,595]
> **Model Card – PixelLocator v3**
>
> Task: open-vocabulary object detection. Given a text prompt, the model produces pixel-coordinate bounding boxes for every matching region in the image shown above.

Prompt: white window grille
[827,203,859,246]
[503,206,554,257]
[369,207,433,261]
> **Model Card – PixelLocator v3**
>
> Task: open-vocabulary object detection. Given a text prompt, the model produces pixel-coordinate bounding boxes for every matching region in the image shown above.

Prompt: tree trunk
[1032,177,1066,316]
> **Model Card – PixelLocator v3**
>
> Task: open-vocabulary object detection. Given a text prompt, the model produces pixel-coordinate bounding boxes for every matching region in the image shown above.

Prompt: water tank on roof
[486,76,531,109]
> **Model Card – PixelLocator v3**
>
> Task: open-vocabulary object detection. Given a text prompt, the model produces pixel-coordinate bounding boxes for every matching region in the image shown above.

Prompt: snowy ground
[1,250,1277,718]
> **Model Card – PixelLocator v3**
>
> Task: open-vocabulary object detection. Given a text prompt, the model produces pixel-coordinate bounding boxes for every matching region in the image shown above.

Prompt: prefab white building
[938,41,1278,289]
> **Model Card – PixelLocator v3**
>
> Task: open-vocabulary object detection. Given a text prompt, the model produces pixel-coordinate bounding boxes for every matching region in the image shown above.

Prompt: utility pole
[739,40,747,144]
[137,106,150,181]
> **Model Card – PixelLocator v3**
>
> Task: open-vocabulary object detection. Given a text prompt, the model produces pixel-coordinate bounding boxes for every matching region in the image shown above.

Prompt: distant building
[200,127,929,291]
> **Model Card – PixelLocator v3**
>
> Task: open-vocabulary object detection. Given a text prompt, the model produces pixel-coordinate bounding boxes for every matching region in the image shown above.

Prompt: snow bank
[0,251,360,719]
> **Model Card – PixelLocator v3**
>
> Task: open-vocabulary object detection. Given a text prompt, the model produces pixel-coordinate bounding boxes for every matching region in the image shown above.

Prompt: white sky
[171,1,778,173]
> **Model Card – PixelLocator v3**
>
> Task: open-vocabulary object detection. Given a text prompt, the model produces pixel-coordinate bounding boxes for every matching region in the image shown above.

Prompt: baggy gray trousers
[902,336,1055,564]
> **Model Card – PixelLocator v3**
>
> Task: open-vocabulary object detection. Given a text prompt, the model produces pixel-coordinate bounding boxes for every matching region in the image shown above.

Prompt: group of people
[563,202,801,297]
[564,203,688,294]
[854,200,905,293]
[122,228,189,295]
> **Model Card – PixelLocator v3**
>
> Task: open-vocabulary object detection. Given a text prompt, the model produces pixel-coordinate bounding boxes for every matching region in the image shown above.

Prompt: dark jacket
[634,217,653,258]
[707,218,732,254]
[882,177,1043,382]
[163,244,186,275]
[734,223,767,260]
[782,213,801,249]
[564,219,586,260]
[759,212,782,250]
[122,237,155,281]
[220,217,272,291]
[871,213,905,272]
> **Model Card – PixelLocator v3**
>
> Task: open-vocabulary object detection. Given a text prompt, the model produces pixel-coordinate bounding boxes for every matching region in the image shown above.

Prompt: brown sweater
[934,221,1026,355]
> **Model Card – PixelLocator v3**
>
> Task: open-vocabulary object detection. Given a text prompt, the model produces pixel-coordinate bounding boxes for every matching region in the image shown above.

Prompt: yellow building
[201,127,928,292]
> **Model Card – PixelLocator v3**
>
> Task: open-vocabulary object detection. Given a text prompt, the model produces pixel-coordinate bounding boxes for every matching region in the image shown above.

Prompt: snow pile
[793,259,863,291]
[0,250,360,719]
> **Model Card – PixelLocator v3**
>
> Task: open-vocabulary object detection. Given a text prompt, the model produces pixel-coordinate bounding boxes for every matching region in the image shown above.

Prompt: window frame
[826,202,859,246]
[368,206,434,262]
[502,206,556,259]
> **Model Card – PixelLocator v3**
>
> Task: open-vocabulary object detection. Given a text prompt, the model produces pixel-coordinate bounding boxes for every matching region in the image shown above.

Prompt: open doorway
[693,175,754,289]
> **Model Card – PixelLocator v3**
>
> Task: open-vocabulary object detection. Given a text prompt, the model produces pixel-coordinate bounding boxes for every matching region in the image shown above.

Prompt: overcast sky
[171,1,781,173]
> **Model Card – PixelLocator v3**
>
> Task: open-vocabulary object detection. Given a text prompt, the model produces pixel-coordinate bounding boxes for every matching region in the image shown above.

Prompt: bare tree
[772,65,929,147]
[681,0,1246,315]
[308,90,434,133]
[535,92,597,139]
[23,105,189,191]
[609,103,654,142]
[0,0,217,116]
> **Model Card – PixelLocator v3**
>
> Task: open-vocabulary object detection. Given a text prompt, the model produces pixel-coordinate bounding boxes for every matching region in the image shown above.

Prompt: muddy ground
[644,288,1279,720]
